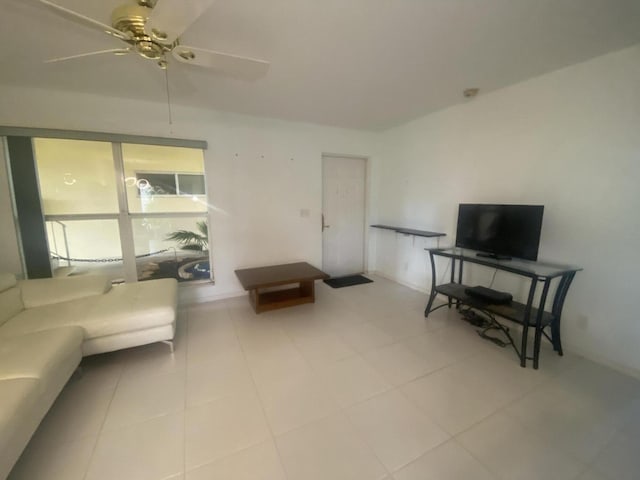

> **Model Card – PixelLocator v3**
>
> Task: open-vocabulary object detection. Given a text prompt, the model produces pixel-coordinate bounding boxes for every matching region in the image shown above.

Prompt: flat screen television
[455,204,544,261]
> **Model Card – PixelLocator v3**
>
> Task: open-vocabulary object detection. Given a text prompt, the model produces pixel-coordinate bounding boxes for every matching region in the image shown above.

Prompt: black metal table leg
[520,279,538,367]
[425,249,438,317]
[550,272,576,356]
[533,279,551,369]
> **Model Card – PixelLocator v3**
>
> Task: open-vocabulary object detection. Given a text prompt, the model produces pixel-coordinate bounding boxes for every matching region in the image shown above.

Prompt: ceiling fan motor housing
[111,3,171,60]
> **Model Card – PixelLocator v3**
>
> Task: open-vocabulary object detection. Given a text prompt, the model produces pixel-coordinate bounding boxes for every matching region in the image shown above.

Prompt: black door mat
[323,275,373,288]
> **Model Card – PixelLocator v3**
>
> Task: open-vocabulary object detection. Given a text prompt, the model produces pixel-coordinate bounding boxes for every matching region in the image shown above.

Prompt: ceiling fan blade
[45,48,132,64]
[37,0,130,41]
[172,46,269,81]
[146,0,217,44]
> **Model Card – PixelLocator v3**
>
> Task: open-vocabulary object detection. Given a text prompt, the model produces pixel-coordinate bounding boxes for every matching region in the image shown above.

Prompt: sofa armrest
[19,275,112,309]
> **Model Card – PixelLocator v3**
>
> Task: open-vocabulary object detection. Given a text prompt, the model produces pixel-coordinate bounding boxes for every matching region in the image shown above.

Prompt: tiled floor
[9,275,640,480]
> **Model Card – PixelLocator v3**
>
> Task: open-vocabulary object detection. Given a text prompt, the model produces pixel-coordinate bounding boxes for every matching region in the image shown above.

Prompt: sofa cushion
[0,273,17,292]
[19,274,112,309]
[0,378,40,465]
[0,327,83,395]
[0,273,23,327]
[0,278,177,341]
[0,287,24,327]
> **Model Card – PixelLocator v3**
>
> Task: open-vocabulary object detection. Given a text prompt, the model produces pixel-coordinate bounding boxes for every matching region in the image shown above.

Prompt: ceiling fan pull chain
[164,64,174,128]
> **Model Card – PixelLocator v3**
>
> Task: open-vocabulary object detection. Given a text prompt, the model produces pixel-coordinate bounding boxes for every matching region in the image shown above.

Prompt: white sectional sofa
[0,273,178,480]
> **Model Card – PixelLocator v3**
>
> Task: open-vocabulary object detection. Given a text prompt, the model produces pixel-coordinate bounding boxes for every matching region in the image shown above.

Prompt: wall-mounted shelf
[370,224,446,238]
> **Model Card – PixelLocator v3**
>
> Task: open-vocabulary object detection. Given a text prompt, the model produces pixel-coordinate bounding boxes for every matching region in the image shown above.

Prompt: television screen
[455,204,544,261]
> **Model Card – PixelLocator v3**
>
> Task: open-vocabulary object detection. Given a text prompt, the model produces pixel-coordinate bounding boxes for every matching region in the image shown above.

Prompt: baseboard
[369,270,430,294]
[178,286,246,306]
[562,341,640,381]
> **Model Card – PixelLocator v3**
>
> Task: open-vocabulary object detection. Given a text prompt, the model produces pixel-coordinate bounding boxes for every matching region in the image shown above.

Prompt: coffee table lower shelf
[250,282,316,313]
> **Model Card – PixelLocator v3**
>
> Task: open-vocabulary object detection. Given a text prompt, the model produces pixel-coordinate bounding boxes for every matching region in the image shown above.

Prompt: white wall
[0,86,376,300]
[370,45,640,374]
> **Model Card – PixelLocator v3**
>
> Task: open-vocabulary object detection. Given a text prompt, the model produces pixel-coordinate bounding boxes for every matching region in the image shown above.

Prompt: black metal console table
[424,247,581,369]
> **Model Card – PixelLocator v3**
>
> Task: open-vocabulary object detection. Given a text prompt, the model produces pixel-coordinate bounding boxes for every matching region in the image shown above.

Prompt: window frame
[134,171,207,198]
[2,128,210,283]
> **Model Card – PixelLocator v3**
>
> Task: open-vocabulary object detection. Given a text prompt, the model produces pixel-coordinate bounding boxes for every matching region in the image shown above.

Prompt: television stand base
[476,252,512,260]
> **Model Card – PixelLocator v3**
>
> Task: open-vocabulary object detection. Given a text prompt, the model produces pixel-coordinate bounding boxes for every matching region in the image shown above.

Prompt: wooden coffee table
[234,262,329,313]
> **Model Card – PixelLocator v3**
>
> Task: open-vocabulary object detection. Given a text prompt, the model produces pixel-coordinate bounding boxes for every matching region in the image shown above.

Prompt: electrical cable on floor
[488,268,498,288]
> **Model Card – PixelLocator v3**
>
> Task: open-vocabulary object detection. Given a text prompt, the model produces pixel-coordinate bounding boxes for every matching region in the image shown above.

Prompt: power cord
[459,306,510,348]
[488,268,498,288]
[459,307,491,328]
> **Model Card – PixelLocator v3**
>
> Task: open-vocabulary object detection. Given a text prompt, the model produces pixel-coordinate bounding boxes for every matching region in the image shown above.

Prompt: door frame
[321,152,370,276]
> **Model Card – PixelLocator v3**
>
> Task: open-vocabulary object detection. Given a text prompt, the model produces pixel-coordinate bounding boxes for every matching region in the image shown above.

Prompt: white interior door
[322,155,366,277]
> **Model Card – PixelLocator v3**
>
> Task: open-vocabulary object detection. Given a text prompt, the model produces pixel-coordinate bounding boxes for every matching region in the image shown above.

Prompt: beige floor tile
[185,392,271,469]
[574,469,612,480]
[188,300,231,322]
[393,439,496,480]
[75,352,125,391]
[369,314,431,341]
[457,411,585,480]
[244,342,313,388]
[316,355,391,408]
[187,304,236,337]
[186,441,286,480]
[293,331,358,367]
[187,334,244,367]
[257,371,339,435]
[403,326,483,369]
[8,435,97,480]
[336,321,396,354]
[591,428,640,480]
[276,414,387,480]
[402,351,544,435]
[118,340,187,382]
[401,370,500,436]
[102,370,185,431]
[346,390,449,472]
[85,413,184,480]
[503,380,627,463]
[33,382,114,446]
[186,349,255,407]
[363,342,434,386]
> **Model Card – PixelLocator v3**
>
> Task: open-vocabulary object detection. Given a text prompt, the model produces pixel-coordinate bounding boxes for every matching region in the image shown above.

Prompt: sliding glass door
[33,138,210,283]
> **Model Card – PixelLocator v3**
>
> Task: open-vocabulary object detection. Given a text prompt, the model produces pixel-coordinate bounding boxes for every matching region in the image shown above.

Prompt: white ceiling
[1,0,639,130]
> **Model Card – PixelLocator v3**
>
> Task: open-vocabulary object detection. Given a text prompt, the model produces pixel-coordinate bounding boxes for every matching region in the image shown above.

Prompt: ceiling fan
[34,0,270,80]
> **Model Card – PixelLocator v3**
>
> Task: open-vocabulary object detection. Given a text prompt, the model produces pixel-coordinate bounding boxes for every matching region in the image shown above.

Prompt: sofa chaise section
[0,327,84,480]
[0,274,178,355]
[0,272,179,479]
